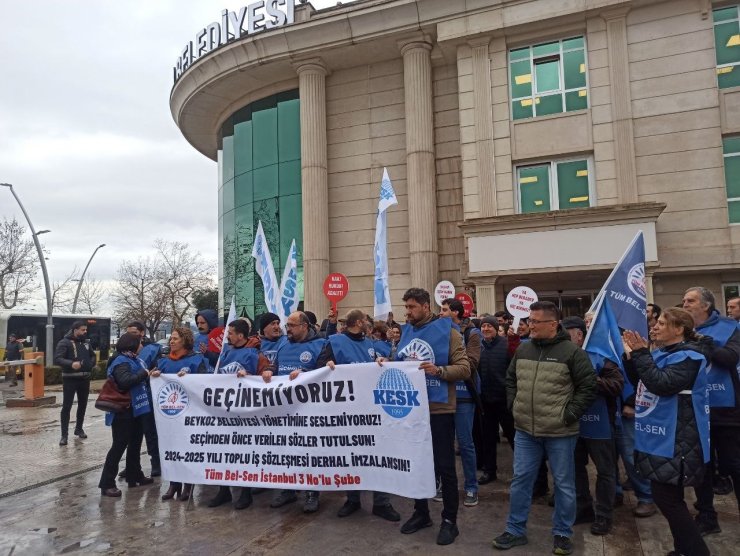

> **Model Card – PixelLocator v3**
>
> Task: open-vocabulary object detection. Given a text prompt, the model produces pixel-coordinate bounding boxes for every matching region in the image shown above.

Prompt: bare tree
[154,239,215,326]
[112,257,169,338]
[75,274,106,314]
[51,269,78,312]
[0,217,39,309]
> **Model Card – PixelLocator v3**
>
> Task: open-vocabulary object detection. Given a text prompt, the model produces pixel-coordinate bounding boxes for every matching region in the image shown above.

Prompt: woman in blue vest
[623,308,711,556]
[98,332,154,498]
[150,327,207,501]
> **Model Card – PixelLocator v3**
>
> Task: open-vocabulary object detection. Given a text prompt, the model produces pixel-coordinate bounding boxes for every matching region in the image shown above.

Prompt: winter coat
[54,331,96,379]
[633,340,708,486]
[506,329,597,437]
[478,335,510,403]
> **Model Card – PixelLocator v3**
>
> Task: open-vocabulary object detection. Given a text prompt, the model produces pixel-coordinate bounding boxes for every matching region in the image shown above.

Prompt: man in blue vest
[393,287,471,546]
[562,316,623,536]
[208,318,267,510]
[683,287,740,536]
[264,311,327,513]
[314,308,401,522]
[440,297,481,508]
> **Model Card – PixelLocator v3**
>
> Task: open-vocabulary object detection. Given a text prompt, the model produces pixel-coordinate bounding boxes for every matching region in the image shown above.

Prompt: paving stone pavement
[0,379,738,555]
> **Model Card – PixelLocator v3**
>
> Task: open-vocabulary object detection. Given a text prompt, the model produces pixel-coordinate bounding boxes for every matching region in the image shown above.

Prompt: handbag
[95,377,131,413]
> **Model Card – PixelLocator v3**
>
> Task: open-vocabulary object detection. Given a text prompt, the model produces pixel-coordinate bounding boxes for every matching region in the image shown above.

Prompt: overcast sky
[0,0,350,310]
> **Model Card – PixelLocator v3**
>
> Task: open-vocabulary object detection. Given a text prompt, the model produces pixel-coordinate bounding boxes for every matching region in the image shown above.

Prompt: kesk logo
[634,380,659,418]
[627,263,647,301]
[299,351,312,364]
[397,339,435,364]
[373,368,421,419]
[158,382,189,418]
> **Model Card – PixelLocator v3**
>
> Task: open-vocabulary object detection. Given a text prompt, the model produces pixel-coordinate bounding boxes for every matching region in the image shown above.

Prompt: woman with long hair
[98,332,154,497]
[623,308,711,556]
[150,327,207,501]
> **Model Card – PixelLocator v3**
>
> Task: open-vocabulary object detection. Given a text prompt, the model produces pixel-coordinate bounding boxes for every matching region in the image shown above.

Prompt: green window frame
[509,36,589,120]
[723,136,740,223]
[516,158,593,214]
[713,6,740,89]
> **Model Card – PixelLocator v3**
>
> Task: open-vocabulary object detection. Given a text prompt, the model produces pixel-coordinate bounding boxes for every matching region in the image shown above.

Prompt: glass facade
[218,90,303,320]
[723,136,740,224]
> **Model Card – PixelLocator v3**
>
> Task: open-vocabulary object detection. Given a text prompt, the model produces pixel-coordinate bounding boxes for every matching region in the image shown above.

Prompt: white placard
[505,286,538,330]
[151,363,435,498]
[434,280,456,306]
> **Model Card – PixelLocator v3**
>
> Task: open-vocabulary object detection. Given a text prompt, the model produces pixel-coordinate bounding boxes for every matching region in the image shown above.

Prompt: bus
[0,311,111,363]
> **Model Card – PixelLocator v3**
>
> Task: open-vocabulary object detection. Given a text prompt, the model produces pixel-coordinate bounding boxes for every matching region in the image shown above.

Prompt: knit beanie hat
[258,312,280,334]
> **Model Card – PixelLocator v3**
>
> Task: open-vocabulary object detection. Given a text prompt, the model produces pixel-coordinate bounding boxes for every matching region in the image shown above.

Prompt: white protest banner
[434,280,455,307]
[151,362,436,498]
[505,286,538,330]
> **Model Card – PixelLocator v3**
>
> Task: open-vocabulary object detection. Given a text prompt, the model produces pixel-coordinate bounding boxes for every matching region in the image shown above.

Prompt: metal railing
[0,357,42,368]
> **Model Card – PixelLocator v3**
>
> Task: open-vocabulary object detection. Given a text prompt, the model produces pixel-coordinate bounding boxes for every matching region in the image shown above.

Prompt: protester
[118,321,161,477]
[125,321,162,370]
[562,316,622,536]
[208,319,267,510]
[647,303,661,329]
[386,322,402,360]
[98,333,154,498]
[494,311,511,326]
[195,309,220,369]
[265,311,327,513]
[440,298,481,507]
[3,332,23,386]
[54,320,96,446]
[315,309,400,522]
[477,316,513,485]
[623,308,711,556]
[393,287,471,546]
[728,296,740,321]
[493,301,596,555]
[371,321,392,359]
[150,327,207,502]
[682,287,740,536]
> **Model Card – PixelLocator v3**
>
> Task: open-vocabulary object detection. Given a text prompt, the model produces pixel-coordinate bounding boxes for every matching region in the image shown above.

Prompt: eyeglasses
[528,319,556,325]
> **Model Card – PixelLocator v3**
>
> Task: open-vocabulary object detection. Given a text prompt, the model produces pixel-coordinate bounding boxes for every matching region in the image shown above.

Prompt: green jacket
[505,330,597,437]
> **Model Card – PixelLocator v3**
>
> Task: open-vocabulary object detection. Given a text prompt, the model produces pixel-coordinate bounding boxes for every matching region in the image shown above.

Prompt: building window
[516,158,593,213]
[724,283,740,307]
[723,137,740,223]
[509,36,588,120]
[714,6,740,89]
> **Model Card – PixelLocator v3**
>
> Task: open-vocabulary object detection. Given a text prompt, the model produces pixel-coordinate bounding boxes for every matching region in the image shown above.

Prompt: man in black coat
[54,321,96,446]
[4,333,23,386]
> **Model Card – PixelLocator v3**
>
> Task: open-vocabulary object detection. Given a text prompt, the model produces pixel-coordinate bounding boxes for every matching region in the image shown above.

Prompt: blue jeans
[454,401,477,493]
[506,431,578,538]
[614,415,653,504]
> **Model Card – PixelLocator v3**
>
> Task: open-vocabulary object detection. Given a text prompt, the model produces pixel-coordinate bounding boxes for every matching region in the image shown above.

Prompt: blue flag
[584,296,634,399]
[599,231,648,338]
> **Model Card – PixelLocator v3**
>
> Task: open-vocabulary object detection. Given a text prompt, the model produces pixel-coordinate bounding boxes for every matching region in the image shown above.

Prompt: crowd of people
[21,284,738,555]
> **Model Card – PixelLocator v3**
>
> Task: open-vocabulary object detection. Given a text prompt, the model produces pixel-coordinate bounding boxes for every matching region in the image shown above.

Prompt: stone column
[604,9,638,204]
[296,59,329,314]
[470,38,497,217]
[400,35,438,298]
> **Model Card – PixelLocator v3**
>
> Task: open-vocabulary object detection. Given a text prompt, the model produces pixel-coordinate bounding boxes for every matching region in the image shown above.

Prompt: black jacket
[54,331,96,378]
[633,340,709,486]
[478,335,510,403]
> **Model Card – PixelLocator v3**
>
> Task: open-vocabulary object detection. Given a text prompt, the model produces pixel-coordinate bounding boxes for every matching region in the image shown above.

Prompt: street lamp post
[0,183,54,368]
[72,244,106,313]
